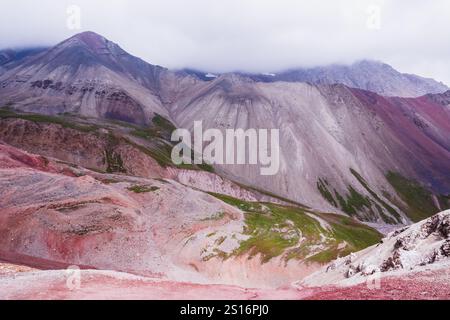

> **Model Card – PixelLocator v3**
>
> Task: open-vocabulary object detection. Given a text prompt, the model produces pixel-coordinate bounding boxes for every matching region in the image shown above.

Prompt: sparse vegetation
[386,171,441,222]
[334,186,372,217]
[130,113,176,143]
[68,225,107,236]
[99,178,121,184]
[317,170,400,224]
[104,145,126,174]
[215,236,227,246]
[152,114,176,131]
[308,213,382,262]
[208,193,263,212]
[233,181,310,208]
[197,162,215,173]
[235,204,317,263]
[438,194,450,209]
[0,109,99,133]
[127,185,160,193]
[350,169,401,223]
[317,178,337,207]
[209,193,382,264]
[201,211,226,221]
[0,110,215,175]
[129,131,215,173]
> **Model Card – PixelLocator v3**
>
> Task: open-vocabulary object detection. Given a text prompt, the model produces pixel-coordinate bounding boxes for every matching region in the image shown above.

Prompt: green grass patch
[350,169,400,223]
[0,109,216,176]
[130,128,154,139]
[201,211,226,221]
[208,193,263,212]
[333,187,372,219]
[130,113,177,141]
[231,181,310,208]
[386,171,440,222]
[129,122,216,172]
[317,175,392,221]
[0,109,99,133]
[152,113,177,132]
[438,194,450,210]
[317,178,337,207]
[130,114,215,173]
[308,213,382,262]
[127,135,215,173]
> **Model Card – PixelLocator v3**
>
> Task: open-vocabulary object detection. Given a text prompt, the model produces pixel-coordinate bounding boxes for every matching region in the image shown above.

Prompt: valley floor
[0,261,308,300]
[1,260,449,300]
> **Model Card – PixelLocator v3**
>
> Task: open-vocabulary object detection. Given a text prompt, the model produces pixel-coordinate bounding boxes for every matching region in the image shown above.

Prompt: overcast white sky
[1,0,450,85]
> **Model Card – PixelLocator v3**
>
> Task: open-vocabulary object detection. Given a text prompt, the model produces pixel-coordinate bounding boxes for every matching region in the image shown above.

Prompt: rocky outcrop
[303,210,450,287]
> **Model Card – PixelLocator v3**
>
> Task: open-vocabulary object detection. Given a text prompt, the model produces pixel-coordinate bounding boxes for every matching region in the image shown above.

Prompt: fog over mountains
[243,60,449,97]
[1,31,449,98]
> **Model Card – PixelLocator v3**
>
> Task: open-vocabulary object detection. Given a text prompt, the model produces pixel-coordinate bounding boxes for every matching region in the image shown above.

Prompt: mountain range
[1,31,448,222]
[248,60,449,97]
[0,31,449,299]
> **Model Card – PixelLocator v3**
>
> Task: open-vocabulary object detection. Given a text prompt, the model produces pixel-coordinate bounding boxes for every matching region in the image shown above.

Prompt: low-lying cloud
[1,0,450,85]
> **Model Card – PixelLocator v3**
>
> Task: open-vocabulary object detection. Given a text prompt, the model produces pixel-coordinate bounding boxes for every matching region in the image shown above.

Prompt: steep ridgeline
[0,32,173,125]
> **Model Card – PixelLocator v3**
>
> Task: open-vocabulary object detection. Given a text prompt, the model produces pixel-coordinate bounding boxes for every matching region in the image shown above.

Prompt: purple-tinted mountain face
[2,32,166,93]
[41,32,167,92]
[0,32,171,124]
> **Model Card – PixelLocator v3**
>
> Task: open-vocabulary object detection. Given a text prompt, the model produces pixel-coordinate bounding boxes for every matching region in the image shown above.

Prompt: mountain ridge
[182,59,449,98]
[2,31,448,98]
